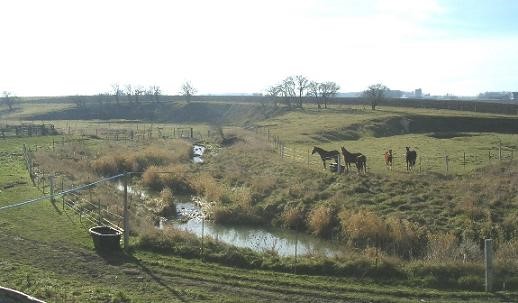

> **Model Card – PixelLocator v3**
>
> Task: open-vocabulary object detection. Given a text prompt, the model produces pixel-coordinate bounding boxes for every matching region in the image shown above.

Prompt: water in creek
[192,145,206,163]
[166,196,347,257]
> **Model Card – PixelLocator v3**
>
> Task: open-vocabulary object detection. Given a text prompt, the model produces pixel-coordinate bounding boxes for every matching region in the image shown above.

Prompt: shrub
[457,275,483,290]
[281,207,305,230]
[159,164,192,193]
[307,205,334,237]
[340,209,387,248]
[142,166,163,191]
[158,188,176,217]
[191,172,225,202]
[426,232,460,261]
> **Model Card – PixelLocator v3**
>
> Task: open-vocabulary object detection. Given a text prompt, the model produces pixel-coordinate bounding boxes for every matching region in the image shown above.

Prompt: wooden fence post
[499,142,502,161]
[445,155,449,173]
[49,176,55,202]
[98,199,102,225]
[307,149,310,167]
[123,173,129,251]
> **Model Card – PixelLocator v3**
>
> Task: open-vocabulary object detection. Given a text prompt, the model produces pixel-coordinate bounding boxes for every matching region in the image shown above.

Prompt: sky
[1,0,517,97]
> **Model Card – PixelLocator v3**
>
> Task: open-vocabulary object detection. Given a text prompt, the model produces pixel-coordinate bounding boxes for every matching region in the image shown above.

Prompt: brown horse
[312,146,340,169]
[341,147,367,174]
[405,147,417,171]
[384,149,393,170]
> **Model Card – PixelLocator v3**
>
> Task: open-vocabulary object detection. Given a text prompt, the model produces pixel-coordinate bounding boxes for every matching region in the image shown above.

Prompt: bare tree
[307,81,321,109]
[134,86,144,103]
[152,85,161,103]
[318,81,340,109]
[363,83,389,110]
[180,81,197,103]
[266,85,280,108]
[111,83,122,105]
[125,84,133,103]
[278,76,296,108]
[2,91,15,111]
[294,75,309,108]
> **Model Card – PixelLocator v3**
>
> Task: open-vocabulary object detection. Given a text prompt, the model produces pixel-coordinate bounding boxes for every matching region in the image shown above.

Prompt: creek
[165,196,346,257]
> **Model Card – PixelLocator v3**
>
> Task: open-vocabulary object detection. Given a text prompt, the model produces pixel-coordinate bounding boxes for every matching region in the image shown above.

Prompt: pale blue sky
[0,0,517,96]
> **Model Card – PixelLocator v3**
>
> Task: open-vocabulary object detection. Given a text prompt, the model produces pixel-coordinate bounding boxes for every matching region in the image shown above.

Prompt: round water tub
[89,226,122,252]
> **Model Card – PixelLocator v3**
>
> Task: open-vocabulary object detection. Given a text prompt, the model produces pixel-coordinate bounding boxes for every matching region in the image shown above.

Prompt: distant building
[414,88,423,98]
[478,91,513,100]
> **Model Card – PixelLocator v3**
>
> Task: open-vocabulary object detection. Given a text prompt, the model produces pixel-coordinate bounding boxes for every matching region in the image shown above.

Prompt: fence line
[255,126,516,174]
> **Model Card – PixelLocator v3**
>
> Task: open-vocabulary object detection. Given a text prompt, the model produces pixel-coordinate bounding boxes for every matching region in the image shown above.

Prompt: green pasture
[256,105,518,174]
[4,136,515,302]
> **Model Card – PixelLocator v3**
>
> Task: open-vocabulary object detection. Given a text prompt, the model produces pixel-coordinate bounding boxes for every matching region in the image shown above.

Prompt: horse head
[311,146,318,154]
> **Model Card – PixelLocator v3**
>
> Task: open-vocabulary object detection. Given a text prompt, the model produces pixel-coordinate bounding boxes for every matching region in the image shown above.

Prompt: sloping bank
[27,102,286,126]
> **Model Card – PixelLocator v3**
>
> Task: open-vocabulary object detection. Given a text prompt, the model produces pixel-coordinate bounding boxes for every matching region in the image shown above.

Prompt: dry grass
[339,209,387,247]
[426,232,460,261]
[281,207,305,229]
[307,205,334,237]
[190,172,225,202]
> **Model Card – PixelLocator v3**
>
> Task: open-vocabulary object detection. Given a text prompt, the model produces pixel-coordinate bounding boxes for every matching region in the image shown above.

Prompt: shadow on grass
[95,249,188,303]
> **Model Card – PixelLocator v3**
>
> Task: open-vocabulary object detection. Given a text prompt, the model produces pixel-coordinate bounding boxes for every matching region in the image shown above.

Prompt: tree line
[2,80,390,111]
[266,76,389,110]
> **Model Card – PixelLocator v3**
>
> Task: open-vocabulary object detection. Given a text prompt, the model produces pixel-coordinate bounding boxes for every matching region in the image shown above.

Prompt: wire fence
[254,126,516,175]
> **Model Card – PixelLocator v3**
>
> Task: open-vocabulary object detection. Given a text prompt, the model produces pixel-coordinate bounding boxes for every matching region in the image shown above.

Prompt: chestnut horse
[384,149,393,170]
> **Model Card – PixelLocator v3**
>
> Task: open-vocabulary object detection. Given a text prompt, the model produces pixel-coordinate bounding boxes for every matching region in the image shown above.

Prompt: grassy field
[256,105,518,174]
[4,137,517,302]
[1,102,518,302]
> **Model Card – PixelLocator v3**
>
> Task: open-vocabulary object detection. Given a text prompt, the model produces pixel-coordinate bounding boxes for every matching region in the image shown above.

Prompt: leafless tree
[111,83,122,105]
[134,86,145,103]
[294,75,309,108]
[2,91,15,111]
[278,76,296,108]
[180,81,197,103]
[318,81,340,109]
[125,84,133,103]
[363,83,389,110]
[307,81,321,109]
[266,85,280,108]
[152,85,161,103]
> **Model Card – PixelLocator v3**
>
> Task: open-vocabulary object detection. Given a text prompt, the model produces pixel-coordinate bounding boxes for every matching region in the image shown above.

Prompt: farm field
[1,101,517,302]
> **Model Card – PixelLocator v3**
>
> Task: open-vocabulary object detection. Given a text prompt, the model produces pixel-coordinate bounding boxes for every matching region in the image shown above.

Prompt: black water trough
[89,226,122,252]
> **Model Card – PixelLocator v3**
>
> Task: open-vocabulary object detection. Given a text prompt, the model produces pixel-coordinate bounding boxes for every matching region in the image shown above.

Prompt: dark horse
[341,147,367,174]
[405,147,417,171]
[312,146,340,169]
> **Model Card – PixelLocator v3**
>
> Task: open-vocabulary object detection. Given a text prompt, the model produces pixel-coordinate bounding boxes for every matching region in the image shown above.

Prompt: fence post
[463,152,466,170]
[190,128,193,138]
[49,176,55,203]
[307,149,310,167]
[61,178,65,210]
[499,142,502,161]
[123,173,129,251]
[445,155,449,173]
[98,199,102,225]
[419,156,422,173]
[485,239,493,292]
[337,155,341,173]
[201,217,205,260]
